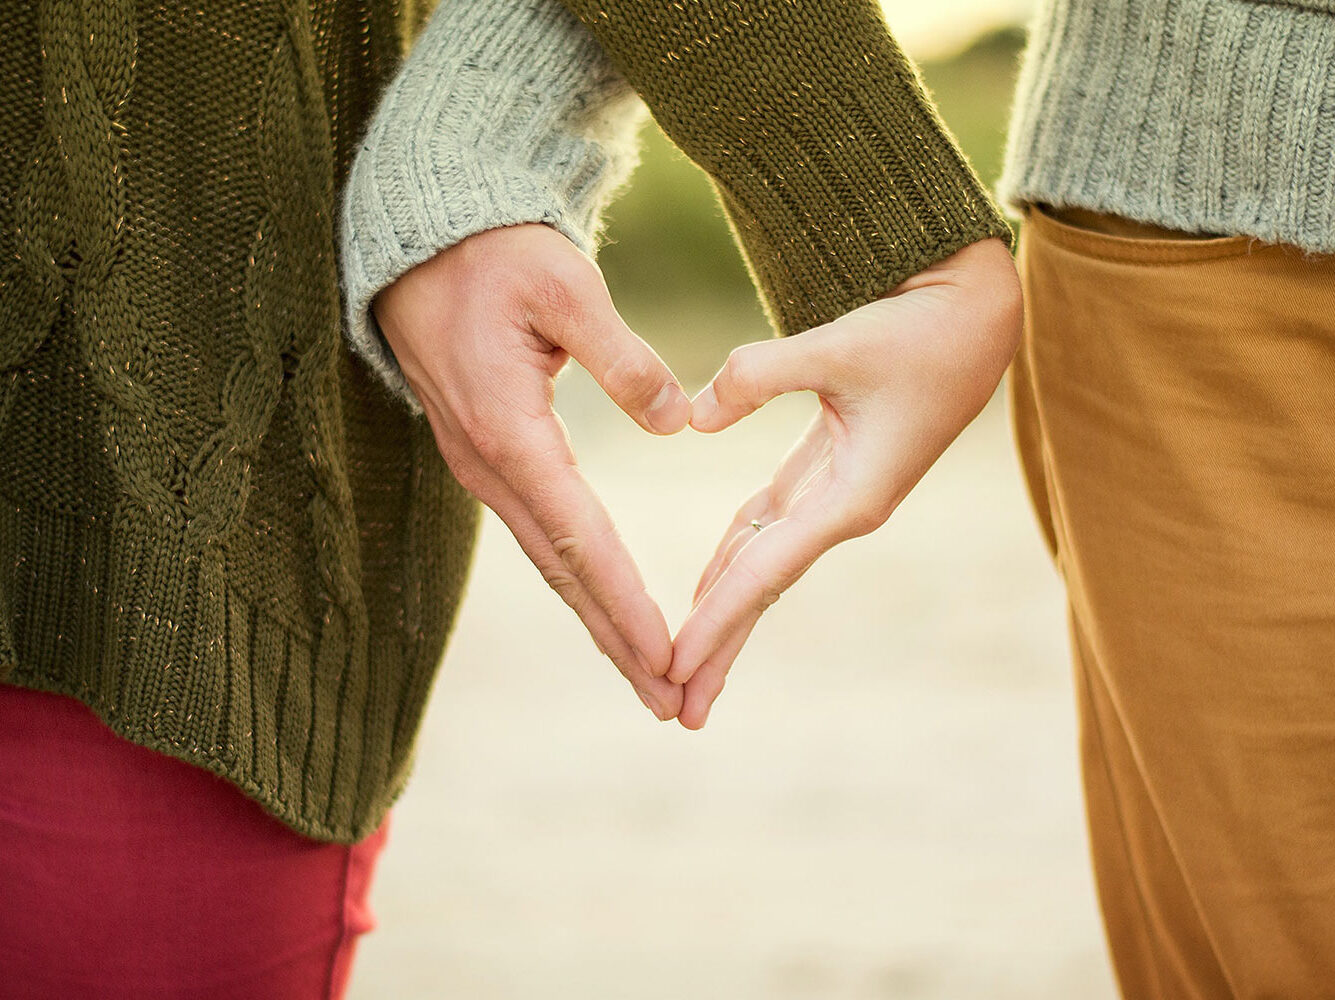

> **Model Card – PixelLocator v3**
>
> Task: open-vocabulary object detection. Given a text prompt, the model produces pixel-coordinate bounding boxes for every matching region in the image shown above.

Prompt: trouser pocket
[1013,202,1335,999]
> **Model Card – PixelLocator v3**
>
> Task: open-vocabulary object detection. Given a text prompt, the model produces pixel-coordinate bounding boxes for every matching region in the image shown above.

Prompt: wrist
[338,0,645,410]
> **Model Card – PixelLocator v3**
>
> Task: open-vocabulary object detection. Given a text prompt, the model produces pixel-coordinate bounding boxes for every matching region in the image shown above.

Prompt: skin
[373,224,691,721]
[674,236,1022,728]
[375,226,1022,729]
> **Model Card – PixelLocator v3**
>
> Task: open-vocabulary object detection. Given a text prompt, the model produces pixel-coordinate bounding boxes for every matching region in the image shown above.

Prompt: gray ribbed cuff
[339,0,645,410]
[1000,0,1335,253]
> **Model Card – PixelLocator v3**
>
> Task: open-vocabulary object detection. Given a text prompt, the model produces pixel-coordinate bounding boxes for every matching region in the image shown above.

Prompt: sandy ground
[348,368,1119,1000]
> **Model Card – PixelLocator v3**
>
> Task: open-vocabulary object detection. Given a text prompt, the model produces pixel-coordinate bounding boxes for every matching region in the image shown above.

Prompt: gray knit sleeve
[339,0,646,408]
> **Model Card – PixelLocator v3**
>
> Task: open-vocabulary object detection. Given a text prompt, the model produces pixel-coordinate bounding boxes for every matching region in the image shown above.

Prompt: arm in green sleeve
[555,0,1012,336]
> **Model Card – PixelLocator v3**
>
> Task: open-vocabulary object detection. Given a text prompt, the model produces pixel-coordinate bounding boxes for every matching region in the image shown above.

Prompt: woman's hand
[670,237,1023,728]
[373,224,692,721]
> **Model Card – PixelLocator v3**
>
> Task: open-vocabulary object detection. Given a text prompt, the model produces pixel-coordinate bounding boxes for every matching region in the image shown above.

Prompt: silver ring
[750,519,764,532]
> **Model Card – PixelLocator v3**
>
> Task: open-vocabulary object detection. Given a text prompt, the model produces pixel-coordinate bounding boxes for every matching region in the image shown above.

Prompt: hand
[372,224,692,720]
[670,237,1023,728]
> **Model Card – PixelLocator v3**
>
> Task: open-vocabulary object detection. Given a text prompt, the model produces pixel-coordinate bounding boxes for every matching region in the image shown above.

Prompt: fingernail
[646,383,690,434]
[691,384,718,427]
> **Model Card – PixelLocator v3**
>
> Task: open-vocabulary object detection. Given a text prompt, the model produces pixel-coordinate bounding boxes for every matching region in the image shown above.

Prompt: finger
[501,416,675,678]
[415,342,674,677]
[691,335,829,433]
[677,622,757,730]
[472,462,683,719]
[526,258,689,434]
[671,512,836,685]
[690,488,771,607]
[417,395,681,716]
[692,522,754,611]
[690,414,830,611]
[690,426,829,613]
[497,487,684,721]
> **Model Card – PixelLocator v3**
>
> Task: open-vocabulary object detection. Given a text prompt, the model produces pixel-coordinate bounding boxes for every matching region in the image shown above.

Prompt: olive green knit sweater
[0,0,1007,842]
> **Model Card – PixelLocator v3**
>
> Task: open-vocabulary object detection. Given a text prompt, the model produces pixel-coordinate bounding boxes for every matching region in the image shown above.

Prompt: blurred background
[353,4,1121,998]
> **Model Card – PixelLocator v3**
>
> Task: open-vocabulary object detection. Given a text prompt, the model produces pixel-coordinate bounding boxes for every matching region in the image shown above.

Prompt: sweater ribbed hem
[1000,0,1335,253]
[4,672,409,845]
[559,0,1013,338]
[0,492,464,845]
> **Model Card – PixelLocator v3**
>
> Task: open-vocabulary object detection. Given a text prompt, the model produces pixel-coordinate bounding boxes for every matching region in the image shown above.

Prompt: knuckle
[444,458,486,497]
[541,565,582,603]
[470,429,510,468]
[452,404,488,445]
[527,255,597,319]
[551,533,592,579]
[461,410,527,472]
[603,350,660,405]
[529,270,578,320]
[722,346,763,404]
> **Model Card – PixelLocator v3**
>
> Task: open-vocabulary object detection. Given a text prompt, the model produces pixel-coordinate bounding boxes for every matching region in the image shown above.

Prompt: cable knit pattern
[340,0,645,408]
[0,11,68,429]
[1001,0,1335,251]
[1,0,1008,843]
[0,0,480,843]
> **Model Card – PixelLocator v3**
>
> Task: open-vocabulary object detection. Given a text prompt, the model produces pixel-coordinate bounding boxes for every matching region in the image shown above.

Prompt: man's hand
[670,237,1023,728]
[373,224,691,720]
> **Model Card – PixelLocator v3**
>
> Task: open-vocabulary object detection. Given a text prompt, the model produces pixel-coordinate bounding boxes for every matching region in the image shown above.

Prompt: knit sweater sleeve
[339,0,646,406]
[555,0,1013,337]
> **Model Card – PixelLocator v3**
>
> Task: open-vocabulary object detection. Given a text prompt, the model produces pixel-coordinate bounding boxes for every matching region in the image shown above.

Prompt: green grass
[595,25,1027,386]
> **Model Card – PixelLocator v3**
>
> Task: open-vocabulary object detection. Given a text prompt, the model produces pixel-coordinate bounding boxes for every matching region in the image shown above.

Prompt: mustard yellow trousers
[1012,206,1335,999]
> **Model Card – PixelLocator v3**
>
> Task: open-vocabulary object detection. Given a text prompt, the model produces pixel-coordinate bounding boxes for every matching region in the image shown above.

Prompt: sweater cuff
[339,0,646,410]
[558,0,1012,337]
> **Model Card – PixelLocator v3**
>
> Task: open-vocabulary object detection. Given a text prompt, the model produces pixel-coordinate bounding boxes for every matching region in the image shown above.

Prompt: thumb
[691,334,827,433]
[530,259,689,435]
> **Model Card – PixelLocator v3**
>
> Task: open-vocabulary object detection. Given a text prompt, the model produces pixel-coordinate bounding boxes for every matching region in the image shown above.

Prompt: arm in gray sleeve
[339,0,646,406]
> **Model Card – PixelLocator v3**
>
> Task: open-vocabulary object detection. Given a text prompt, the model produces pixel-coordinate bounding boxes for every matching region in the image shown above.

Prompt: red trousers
[0,684,387,1000]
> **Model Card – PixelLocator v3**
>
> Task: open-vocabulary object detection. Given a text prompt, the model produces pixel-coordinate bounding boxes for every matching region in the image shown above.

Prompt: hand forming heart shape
[374,224,1021,729]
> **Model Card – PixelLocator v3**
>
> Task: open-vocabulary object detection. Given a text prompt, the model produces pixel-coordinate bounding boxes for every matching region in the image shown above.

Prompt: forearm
[339,0,647,407]
[555,0,1012,336]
